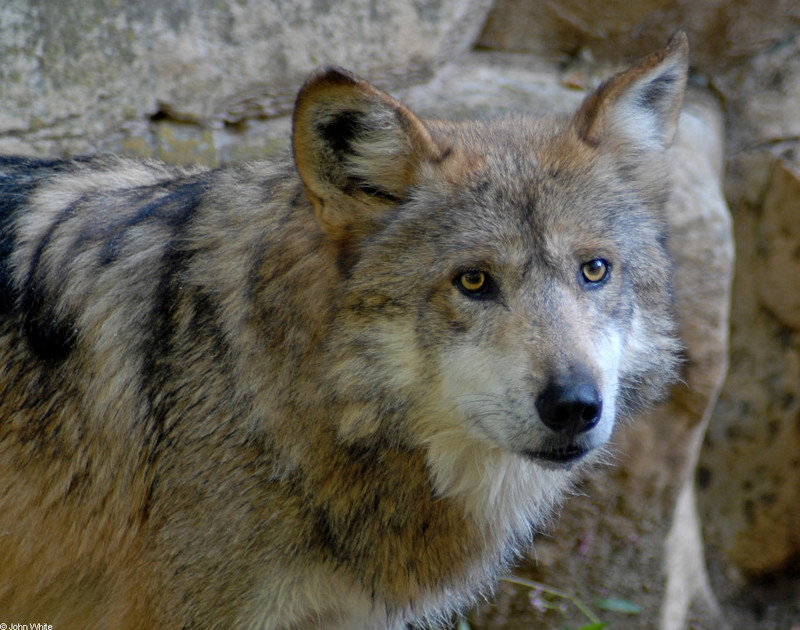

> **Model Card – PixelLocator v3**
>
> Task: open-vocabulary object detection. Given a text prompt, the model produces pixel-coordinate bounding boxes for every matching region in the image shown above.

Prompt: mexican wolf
[0,33,688,629]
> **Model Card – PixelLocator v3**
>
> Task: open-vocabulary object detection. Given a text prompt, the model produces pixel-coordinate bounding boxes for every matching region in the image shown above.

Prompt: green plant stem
[500,576,602,624]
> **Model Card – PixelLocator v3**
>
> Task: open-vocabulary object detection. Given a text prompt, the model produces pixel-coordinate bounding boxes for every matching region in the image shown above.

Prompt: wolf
[0,33,687,629]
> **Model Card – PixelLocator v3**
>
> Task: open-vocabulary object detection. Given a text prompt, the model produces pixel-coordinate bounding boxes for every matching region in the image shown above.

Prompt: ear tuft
[575,31,689,152]
[292,67,443,240]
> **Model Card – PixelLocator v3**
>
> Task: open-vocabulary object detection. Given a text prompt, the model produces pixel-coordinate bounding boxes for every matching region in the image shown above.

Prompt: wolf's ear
[575,31,689,151]
[292,67,445,240]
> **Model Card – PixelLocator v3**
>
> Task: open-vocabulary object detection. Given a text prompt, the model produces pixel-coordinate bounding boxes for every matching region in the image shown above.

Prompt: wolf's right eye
[461,270,485,292]
[455,269,496,300]
[580,259,609,285]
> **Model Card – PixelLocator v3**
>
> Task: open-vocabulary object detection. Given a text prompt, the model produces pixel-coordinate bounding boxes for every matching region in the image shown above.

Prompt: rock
[477,0,800,75]
[0,0,493,157]
[758,161,800,331]
[696,150,800,628]
[714,35,800,151]
[656,96,733,630]
[691,20,800,630]
[400,51,586,117]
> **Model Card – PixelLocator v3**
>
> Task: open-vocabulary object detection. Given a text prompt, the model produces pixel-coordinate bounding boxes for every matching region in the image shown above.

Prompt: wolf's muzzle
[535,380,602,437]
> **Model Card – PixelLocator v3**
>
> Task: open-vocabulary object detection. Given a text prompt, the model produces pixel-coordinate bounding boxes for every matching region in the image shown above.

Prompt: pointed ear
[575,31,689,151]
[292,67,445,240]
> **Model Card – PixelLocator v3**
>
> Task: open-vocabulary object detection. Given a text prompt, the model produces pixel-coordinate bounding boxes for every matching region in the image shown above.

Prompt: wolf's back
[0,154,322,625]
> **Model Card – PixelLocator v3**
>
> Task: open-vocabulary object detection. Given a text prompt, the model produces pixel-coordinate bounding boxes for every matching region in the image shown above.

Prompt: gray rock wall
[0,0,493,158]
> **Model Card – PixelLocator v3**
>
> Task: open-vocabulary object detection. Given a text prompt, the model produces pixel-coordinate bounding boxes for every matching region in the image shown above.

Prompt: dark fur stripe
[21,194,86,361]
[0,158,78,316]
[135,180,236,455]
[0,188,27,316]
[98,179,206,266]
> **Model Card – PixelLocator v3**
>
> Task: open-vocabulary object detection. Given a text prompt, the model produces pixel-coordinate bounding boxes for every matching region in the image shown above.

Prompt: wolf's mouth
[523,445,590,466]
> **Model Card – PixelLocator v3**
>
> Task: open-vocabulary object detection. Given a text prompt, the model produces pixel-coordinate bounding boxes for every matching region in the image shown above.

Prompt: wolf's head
[292,34,687,520]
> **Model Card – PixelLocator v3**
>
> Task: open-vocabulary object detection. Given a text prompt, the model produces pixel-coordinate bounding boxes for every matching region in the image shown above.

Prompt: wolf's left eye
[581,259,609,284]
[455,269,496,299]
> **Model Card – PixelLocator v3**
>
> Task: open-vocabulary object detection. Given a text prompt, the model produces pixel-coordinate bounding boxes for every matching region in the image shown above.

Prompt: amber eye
[455,269,496,299]
[460,270,486,292]
[581,259,609,284]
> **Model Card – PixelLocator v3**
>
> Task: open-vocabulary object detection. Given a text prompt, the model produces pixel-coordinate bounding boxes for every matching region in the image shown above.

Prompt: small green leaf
[595,597,642,614]
[575,623,609,630]
[455,618,471,630]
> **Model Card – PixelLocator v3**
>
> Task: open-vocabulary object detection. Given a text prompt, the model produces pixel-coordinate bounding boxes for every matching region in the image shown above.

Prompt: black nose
[536,381,602,435]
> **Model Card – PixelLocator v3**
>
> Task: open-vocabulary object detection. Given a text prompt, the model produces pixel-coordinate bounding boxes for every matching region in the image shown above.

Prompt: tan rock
[698,153,800,577]
[715,35,800,150]
[477,0,800,75]
[758,161,800,331]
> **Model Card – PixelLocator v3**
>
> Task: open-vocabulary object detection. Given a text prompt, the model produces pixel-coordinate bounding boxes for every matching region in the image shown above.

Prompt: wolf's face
[293,35,686,503]
[336,116,673,473]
